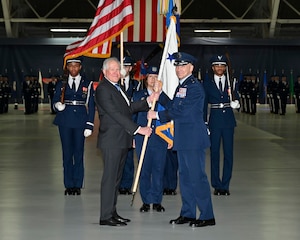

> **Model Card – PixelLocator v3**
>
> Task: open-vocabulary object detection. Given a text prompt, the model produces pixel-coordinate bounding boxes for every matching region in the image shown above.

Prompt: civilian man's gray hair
[102,57,121,71]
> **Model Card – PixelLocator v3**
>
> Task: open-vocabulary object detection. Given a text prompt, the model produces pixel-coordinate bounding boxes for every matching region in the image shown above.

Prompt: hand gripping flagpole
[130,16,176,206]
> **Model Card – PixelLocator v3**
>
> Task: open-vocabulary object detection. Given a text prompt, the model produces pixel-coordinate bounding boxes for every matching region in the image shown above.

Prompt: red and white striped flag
[117,0,165,42]
[64,0,134,66]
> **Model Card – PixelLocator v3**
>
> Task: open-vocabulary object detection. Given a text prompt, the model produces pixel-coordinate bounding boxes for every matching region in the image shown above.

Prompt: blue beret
[172,52,197,66]
[123,56,134,66]
[147,66,159,74]
[210,55,227,66]
[66,56,82,64]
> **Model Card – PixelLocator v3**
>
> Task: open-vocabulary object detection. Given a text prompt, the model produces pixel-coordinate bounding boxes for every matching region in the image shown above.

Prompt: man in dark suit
[203,55,240,196]
[95,57,156,227]
[53,57,95,196]
[148,52,215,228]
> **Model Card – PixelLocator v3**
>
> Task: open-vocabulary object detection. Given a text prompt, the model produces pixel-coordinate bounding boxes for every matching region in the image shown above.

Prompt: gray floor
[0,104,300,240]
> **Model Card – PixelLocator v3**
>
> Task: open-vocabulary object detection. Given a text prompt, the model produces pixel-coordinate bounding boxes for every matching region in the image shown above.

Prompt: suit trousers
[177,149,214,220]
[58,126,85,188]
[210,127,234,190]
[100,148,128,220]
[119,148,134,189]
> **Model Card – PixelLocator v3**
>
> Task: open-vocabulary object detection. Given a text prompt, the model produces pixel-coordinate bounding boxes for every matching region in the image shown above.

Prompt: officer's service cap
[210,55,227,66]
[66,57,82,64]
[123,56,134,66]
[173,52,197,66]
[147,66,159,74]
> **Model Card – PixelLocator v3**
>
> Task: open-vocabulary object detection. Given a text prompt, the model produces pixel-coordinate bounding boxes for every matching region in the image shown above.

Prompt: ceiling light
[194,29,231,33]
[50,28,87,33]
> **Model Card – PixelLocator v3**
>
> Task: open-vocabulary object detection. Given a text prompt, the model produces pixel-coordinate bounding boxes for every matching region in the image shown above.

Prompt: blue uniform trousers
[177,149,214,220]
[210,127,234,191]
[119,148,134,189]
[163,150,178,190]
[58,126,85,188]
[136,145,167,204]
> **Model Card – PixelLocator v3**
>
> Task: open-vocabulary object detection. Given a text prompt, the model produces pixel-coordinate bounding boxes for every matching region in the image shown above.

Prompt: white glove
[230,100,240,109]
[84,129,92,137]
[55,102,66,111]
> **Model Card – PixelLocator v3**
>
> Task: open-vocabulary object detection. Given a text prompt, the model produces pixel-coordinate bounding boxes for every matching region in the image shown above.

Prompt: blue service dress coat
[203,75,239,191]
[53,76,95,189]
[157,74,214,221]
[133,89,168,204]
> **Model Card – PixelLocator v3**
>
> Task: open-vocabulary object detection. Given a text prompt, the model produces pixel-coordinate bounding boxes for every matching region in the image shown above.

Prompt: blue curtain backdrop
[0,39,300,103]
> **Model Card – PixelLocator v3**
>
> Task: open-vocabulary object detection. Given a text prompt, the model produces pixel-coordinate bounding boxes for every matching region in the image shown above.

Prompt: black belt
[64,100,86,106]
[210,103,231,109]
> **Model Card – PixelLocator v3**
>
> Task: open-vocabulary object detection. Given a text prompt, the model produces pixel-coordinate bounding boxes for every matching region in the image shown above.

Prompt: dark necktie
[72,78,76,91]
[115,83,121,91]
[219,78,222,91]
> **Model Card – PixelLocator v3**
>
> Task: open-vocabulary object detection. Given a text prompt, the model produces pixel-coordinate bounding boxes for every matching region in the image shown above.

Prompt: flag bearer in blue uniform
[118,56,141,195]
[53,57,95,196]
[134,66,168,213]
[203,55,240,196]
[148,52,215,228]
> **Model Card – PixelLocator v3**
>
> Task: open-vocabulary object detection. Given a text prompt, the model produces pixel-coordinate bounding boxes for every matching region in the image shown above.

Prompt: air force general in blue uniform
[53,57,95,196]
[148,52,215,228]
[203,55,240,196]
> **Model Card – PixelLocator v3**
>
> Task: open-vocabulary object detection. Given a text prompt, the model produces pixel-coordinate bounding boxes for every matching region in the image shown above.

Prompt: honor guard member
[22,74,34,114]
[2,75,11,113]
[294,76,300,113]
[119,56,141,195]
[48,75,58,114]
[148,52,215,228]
[267,75,276,113]
[238,75,247,113]
[53,57,95,196]
[0,76,4,113]
[32,75,41,113]
[278,75,289,115]
[249,75,258,115]
[163,149,178,195]
[134,66,168,212]
[273,75,280,114]
[203,54,240,196]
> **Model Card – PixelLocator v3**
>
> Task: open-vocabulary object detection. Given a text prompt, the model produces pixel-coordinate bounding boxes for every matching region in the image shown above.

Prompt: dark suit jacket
[95,78,149,149]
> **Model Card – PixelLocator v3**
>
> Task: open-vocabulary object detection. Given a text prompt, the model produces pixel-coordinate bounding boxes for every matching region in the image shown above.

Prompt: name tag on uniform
[176,87,187,98]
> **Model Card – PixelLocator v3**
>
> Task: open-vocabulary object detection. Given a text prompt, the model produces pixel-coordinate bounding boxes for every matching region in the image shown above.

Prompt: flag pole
[120,32,124,86]
[131,17,176,206]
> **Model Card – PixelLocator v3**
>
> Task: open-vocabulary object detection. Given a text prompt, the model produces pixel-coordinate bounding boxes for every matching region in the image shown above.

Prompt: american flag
[64,0,134,66]
[117,0,165,42]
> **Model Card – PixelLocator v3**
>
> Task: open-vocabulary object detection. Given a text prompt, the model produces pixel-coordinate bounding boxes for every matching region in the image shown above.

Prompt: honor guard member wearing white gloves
[203,55,240,196]
[119,56,141,195]
[148,52,215,228]
[53,57,95,196]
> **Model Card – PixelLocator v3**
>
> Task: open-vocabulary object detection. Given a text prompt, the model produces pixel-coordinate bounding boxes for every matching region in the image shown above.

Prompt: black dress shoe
[114,215,131,223]
[213,189,221,195]
[153,204,165,212]
[73,188,81,195]
[190,218,216,227]
[220,190,230,196]
[99,217,127,226]
[140,203,150,212]
[169,216,196,224]
[169,189,177,195]
[64,188,74,196]
[119,188,132,195]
